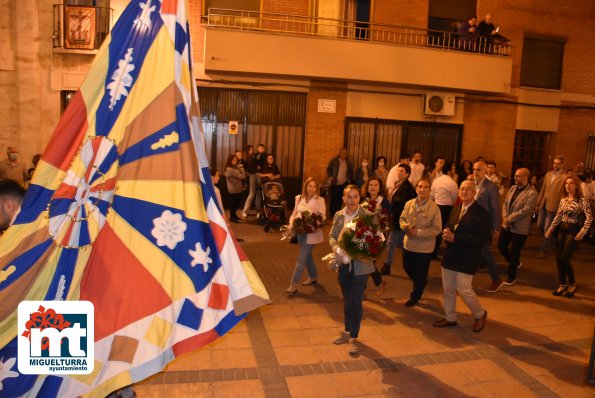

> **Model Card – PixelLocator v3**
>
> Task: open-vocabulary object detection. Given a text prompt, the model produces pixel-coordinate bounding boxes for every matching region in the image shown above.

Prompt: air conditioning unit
[424,93,456,116]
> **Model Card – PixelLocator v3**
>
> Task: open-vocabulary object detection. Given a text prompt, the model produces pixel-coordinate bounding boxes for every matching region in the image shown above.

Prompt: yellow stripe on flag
[107,28,175,143]
[116,180,208,222]
[30,160,67,192]
[80,36,111,138]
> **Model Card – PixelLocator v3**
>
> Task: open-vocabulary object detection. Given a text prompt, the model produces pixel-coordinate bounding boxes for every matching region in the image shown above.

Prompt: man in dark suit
[380,163,417,275]
[433,180,490,333]
[327,148,353,218]
[473,160,503,292]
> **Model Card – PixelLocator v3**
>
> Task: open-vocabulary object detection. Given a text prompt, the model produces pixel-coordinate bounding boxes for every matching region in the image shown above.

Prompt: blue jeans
[537,207,556,252]
[384,229,405,266]
[338,264,368,339]
[290,234,318,285]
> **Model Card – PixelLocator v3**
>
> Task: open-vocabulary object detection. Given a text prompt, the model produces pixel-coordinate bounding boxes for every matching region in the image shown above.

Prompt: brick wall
[462,95,518,176]
[304,81,347,184]
[262,0,309,15]
[556,102,595,170]
[477,0,595,94]
[373,0,428,27]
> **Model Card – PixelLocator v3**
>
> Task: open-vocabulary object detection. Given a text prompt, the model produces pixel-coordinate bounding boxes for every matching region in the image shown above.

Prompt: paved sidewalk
[135,220,595,397]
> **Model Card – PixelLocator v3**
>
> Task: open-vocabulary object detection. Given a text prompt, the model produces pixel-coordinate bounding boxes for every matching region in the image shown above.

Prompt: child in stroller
[260,181,287,232]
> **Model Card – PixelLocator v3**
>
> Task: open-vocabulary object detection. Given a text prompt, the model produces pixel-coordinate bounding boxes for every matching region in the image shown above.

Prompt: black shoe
[379,264,391,275]
[230,218,239,223]
[404,299,417,307]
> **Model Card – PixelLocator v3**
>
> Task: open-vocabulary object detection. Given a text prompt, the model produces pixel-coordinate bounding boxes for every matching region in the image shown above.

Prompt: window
[512,130,551,177]
[520,35,565,89]
[54,0,111,51]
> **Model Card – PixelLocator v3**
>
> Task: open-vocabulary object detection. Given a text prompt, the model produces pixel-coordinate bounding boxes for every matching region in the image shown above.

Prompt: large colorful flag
[0,0,270,396]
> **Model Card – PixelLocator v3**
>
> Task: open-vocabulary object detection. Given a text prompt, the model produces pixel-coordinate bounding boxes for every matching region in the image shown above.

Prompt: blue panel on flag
[45,248,79,300]
[174,22,187,55]
[15,184,54,225]
[177,299,204,330]
[111,196,222,291]
[95,0,164,137]
[214,310,247,337]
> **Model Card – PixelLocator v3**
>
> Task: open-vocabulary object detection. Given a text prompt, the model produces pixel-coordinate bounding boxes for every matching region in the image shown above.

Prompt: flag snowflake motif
[151,210,187,250]
[54,275,66,300]
[189,242,212,272]
[133,0,156,31]
[0,357,19,391]
[107,48,135,110]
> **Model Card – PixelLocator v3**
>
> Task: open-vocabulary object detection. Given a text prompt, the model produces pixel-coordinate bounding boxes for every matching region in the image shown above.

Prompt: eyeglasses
[553,162,562,165]
[514,175,523,178]
[472,168,482,171]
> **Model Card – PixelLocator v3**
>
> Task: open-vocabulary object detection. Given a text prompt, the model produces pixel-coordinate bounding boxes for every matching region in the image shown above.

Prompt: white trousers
[441,267,485,322]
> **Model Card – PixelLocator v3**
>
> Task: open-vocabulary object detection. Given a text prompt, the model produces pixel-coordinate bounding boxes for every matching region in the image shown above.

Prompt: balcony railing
[206,8,511,56]
[53,4,113,53]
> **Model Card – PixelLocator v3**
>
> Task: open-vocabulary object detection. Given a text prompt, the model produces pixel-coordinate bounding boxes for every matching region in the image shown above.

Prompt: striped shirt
[549,197,593,238]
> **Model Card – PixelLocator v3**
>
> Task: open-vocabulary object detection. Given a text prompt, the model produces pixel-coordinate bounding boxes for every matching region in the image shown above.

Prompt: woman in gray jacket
[329,184,376,356]
[225,154,246,223]
[399,179,442,306]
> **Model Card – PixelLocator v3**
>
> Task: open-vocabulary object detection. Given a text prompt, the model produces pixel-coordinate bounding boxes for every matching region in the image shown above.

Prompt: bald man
[498,168,538,285]
[434,180,490,333]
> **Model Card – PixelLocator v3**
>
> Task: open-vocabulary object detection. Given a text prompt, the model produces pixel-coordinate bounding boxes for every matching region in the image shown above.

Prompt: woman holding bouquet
[399,179,442,306]
[286,177,327,294]
[330,184,377,355]
[361,177,391,297]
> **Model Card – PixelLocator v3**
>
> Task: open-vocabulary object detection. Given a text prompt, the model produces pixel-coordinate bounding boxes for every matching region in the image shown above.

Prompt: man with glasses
[535,155,566,258]
[498,168,538,285]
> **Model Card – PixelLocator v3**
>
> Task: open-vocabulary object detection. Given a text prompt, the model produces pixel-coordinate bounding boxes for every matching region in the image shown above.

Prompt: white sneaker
[348,338,359,355]
[332,331,350,345]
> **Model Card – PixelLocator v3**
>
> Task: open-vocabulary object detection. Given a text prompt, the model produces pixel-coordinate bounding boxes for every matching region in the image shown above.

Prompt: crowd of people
[277,148,593,355]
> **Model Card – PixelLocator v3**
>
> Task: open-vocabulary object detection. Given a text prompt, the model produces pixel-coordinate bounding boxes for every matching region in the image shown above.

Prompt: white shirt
[581,181,595,200]
[386,164,401,195]
[409,162,425,186]
[430,174,459,206]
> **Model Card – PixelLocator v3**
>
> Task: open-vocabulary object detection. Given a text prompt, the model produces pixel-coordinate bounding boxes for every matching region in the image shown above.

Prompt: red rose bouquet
[361,199,392,232]
[292,210,323,234]
[338,213,386,261]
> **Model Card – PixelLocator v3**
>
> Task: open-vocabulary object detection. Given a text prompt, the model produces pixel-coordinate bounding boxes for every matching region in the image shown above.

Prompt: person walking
[545,176,592,297]
[380,163,416,275]
[361,177,391,297]
[498,168,538,285]
[433,180,490,333]
[399,179,442,306]
[327,148,353,217]
[330,185,375,356]
[536,155,566,258]
[472,160,504,292]
[286,177,326,294]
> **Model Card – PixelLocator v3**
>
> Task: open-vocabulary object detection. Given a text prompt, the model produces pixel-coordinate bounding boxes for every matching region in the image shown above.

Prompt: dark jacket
[475,177,501,231]
[442,201,490,275]
[390,180,416,230]
[354,166,373,188]
[327,156,354,185]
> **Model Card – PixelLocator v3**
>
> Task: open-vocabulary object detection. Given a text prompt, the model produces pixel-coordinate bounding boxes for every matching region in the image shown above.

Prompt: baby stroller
[259,180,287,232]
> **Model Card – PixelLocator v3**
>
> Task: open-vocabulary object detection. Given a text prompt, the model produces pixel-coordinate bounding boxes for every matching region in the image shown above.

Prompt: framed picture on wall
[64,6,96,50]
